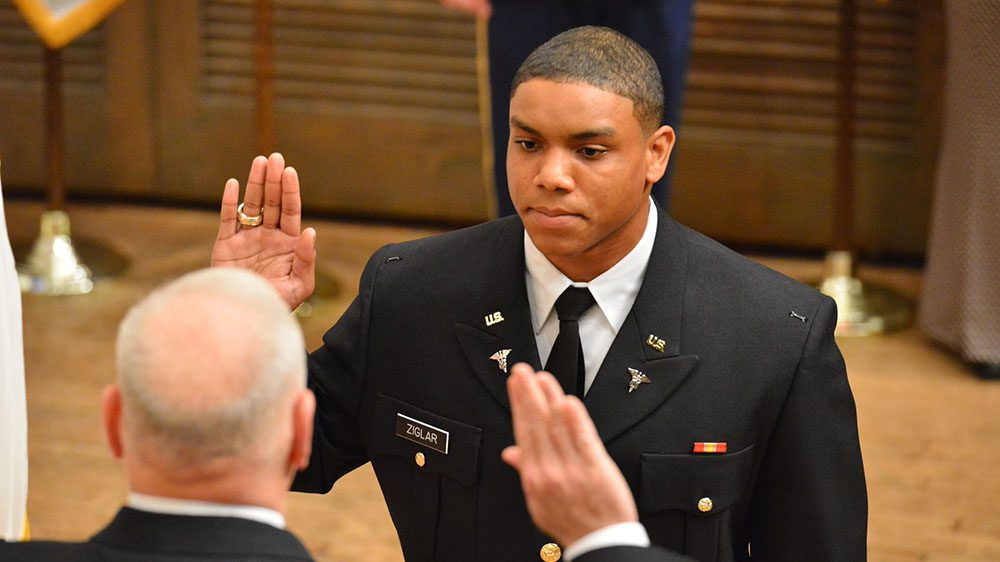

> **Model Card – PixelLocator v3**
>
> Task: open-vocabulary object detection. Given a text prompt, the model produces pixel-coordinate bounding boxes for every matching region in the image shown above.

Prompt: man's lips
[526,207,583,228]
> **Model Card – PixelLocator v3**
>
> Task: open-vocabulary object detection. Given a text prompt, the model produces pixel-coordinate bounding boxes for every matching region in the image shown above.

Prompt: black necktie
[544,287,596,398]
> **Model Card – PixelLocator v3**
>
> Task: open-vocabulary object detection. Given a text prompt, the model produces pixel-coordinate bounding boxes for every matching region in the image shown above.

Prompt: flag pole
[813,0,910,336]
[252,0,338,316]
[17,46,94,295]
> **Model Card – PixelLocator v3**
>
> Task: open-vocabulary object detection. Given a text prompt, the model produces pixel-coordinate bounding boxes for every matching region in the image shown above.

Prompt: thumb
[501,445,523,471]
[291,228,317,301]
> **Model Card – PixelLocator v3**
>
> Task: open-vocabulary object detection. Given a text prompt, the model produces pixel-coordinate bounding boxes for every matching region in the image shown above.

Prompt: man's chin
[527,235,584,263]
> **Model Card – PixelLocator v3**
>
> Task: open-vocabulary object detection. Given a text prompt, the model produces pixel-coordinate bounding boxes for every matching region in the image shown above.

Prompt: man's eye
[515,140,539,151]
[580,147,607,158]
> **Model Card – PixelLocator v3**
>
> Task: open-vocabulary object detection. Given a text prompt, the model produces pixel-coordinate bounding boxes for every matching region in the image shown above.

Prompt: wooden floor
[6,200,999,561]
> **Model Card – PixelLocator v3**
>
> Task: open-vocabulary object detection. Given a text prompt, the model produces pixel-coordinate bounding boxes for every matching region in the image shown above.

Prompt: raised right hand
[502,364,639,548]
[212,153,316,310]
[439,0,492,17]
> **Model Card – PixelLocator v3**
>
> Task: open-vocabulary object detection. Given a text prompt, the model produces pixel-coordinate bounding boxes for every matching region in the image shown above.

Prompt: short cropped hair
[511,26,665,134]
[116,268,305,464]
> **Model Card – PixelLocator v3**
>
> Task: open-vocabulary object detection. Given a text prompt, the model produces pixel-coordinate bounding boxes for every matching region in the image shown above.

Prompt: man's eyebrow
[570,127,616,140]
[510,117,540,136]
[510,118,616,141]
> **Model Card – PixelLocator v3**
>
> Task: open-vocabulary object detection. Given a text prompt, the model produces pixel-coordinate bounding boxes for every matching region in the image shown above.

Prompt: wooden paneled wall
[0,0,943,255]
[672,0,943,256]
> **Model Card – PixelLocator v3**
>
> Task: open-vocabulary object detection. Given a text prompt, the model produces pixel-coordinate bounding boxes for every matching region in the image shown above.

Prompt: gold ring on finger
[237,203,263,227]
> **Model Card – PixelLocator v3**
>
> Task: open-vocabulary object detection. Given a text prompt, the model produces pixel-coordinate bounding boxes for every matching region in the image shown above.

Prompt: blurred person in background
[920,0,1000,380]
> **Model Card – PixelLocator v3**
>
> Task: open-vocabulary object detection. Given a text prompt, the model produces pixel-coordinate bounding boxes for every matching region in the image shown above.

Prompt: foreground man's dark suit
[294,210,868,562]
[0,508,313,561]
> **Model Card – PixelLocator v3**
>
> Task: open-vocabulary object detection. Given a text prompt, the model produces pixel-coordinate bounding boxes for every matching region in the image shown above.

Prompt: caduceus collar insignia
[490,349,512,373]
[627,367,651,393]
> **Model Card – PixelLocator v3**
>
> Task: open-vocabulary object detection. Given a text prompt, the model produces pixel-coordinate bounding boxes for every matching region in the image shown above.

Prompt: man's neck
[125,458,289,517]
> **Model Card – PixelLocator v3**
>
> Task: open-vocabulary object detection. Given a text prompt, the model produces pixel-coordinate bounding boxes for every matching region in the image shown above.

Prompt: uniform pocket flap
[639,444,754,515]
[372,394,483,486]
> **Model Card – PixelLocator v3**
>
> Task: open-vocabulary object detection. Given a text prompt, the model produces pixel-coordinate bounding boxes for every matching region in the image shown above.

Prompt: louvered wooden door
[673,0,941,255]
[155,0,487,222]
[0,3,109,192]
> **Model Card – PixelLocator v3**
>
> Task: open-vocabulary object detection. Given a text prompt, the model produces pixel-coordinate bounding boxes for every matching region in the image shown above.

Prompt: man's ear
[645,125,676,186]
[289,388,316,471]
[101,385,124,459]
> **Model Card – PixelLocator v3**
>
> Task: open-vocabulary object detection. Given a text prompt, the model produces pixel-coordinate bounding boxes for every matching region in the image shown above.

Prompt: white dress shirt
[525,197,657,394]
[523,198,657,557]
[128,493,286,529]
[564,522,651,561]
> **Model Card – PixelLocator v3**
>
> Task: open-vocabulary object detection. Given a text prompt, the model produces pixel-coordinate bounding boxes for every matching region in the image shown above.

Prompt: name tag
[396,413,449,454]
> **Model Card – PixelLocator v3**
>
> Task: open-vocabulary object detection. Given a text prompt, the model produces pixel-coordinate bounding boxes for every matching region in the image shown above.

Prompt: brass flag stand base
[816,1,911,337]
[17,46,128,296]
[14,211,131,295]
[17,210,93,295]
[813,251,912,337]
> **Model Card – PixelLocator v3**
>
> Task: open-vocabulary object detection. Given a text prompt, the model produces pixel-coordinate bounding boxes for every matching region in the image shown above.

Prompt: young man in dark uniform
[213,27,867,562]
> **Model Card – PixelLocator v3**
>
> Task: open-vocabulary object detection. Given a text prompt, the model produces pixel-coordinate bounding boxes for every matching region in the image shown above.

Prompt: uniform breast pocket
[370,394,483,561]
[639,445,754,562]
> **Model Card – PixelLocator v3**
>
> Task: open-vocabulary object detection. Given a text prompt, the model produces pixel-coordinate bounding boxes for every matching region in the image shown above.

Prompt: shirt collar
[127,493,286,529]
[524,198,658,334]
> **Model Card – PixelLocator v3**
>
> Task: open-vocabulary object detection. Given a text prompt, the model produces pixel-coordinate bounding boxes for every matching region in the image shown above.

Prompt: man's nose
[535,150,574,192]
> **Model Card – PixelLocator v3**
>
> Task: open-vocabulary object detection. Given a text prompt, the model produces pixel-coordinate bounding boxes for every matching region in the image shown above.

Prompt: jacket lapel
[585,210,700,444]
[453,218,540,413]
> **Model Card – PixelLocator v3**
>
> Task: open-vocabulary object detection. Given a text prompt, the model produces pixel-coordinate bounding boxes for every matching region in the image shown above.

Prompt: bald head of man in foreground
[108,267,314,508]
[2,268,317,561]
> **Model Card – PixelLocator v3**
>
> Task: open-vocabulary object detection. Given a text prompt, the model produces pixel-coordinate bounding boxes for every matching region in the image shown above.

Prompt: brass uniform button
[539,542,562,561]
[414,452,426,467]
[697,497,713,513]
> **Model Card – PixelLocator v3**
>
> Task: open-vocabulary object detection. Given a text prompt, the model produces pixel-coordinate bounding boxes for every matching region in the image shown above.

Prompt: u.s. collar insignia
[646,334,666,353]
[490,349,512,373]
[627,367,651,393]
[485,311,504,326]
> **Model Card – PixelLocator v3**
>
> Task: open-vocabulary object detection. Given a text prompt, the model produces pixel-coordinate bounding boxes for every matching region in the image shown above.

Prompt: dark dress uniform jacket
[0,507,314,561]
[293,210,868,562]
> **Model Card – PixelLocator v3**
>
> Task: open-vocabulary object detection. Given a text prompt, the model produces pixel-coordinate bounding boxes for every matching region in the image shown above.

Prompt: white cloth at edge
[525,197,657,394]
[0,160,28,541]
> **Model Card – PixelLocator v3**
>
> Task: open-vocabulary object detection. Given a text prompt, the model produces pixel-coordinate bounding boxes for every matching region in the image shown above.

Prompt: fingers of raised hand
[508,365,551,460]
[440,0,492,17]
[535,372,576,461]
[217,178,240,242]
[279,166,301,236]
[241,155,268,217]
[262,152,286,229]
[561,396,605,465]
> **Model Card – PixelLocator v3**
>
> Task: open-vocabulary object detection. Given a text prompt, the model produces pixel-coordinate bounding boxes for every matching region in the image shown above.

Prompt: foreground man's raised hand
[503,364,695,562]
[212,153,317,309]
[502,363,639,548]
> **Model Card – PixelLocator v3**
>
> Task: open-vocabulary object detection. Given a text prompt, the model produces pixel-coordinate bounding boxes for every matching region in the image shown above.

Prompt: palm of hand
[212,228,306,306]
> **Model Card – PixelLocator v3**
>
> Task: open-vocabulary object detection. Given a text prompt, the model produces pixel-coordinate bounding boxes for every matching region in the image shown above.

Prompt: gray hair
[115,268,305,464]
[511,26,664,134]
